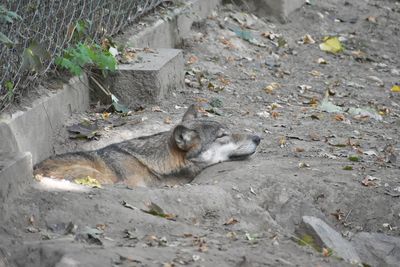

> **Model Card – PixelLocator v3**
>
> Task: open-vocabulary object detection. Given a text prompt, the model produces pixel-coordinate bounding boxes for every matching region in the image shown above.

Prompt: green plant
[0,4,21,45]
[55,43,117,76]
[5,81,14,100]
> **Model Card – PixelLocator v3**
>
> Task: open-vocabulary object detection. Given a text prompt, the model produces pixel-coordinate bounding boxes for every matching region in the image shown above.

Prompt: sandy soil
[1,0,400,266]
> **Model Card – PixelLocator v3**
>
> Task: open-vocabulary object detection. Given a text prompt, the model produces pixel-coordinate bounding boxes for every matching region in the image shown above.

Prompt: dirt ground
[1,0,400,266]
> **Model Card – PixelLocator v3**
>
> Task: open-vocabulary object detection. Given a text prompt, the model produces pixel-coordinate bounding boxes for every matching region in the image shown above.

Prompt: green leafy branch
[55,43,117,76]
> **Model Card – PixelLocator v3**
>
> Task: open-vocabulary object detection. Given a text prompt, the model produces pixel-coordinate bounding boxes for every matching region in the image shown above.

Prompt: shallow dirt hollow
[1,0,400,266]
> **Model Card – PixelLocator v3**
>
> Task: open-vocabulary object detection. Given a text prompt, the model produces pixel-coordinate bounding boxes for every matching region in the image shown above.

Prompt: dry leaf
[317,58,327,64]
[164,117,172,124]
[330,209,345,221]
[102,112,110,120]
[319,37,343,54]
[224,218,239,226]
[366,16,377,23]
[361,175,381,187]
[151,106,162,112]
[279,136,286,147]
[322,247,332,257]
[96,224,107,231]
[187,55,198,65]
[309,70,322,77]
[302,34,316,44]
[264,82,281,93]
[391,85,400,92]
[218,75,231,85]
[334,114,345,121]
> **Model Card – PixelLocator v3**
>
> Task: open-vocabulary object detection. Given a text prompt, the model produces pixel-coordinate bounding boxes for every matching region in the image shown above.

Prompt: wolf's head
[171,104,260,167]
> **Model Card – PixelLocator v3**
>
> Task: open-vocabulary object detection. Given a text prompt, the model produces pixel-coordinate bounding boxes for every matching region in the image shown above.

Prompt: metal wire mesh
[0,0,165,112]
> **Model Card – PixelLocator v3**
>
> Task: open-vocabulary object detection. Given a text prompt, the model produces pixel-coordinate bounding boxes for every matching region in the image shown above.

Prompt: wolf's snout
[252,135,261,145]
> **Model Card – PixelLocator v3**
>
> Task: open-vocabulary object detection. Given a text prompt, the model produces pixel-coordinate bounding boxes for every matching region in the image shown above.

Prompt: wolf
[34,104,261,187]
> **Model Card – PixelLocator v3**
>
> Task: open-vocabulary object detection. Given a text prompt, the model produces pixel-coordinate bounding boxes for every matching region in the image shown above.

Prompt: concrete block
[234,0,304,22]
[0,122,20,160]
[176,0,222,39]
[296,216,361,264]
[0,76,89,165]
[103,49,184,108]
[116,0,221,48]
[0,152,32,204]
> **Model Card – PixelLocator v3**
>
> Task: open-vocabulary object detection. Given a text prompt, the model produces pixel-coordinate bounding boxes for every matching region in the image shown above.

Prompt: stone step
[0,152,32,206]
[234,0,304,22]
[99,48,184,109]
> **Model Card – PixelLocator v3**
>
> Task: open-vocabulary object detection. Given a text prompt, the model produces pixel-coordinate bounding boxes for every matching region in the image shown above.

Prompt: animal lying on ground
[34,104,261,187]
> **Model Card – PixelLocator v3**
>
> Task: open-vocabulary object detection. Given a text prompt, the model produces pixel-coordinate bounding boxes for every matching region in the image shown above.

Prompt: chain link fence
[0,0,166,112]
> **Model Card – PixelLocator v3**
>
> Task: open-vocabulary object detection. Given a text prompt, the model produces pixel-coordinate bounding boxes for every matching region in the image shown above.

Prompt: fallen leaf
[319,37,343,54]
[96,224,107,231]
[391,85,400,92]
[74,176,102,188]
[348,107,382,121]
[279,136,287,148]
[361,175,381,187]
[298,162,310,168]
[317,58,327,64]
[302,34,316,44]
[271,111,279,119]
[250,187,256,195]
[218,75,231,85]
[141,202,177,221]
[311,114,320,120]
[187,55,198,65]
[245,233,256,241]
[334,114,345,121]
[264,82,281,94]
[366,16,377,23]
[151,106,162,112]
[270,102,282,110]
[102,112,110,120]
[67,121,100,140]
[351,50,367,60]
[164,117,172,124]
[295,147,305,152]
[226,231,238,240]
[330,209,345,221]
[322,247,332,257]
[309,70,322,77]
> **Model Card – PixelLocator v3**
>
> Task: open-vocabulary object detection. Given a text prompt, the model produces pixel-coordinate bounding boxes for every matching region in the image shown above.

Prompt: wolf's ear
[182,104,205,122]
[173,125,199,151]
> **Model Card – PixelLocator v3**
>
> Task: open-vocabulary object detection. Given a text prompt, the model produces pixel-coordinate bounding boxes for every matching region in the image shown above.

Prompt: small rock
[367,75,384,87]
[391,69,400,76]
[296,216,361,264]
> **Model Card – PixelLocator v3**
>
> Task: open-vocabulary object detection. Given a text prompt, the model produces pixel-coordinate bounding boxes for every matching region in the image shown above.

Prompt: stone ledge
[103,49,184,108]
[116,0,222,48]
[0,76,89,165]
[0,152,32,205]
